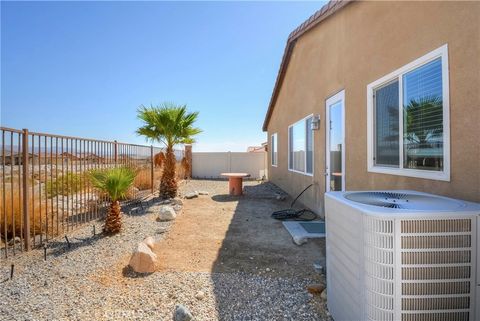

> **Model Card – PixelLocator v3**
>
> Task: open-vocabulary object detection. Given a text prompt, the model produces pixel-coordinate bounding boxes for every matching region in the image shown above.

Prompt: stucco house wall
[265,1,480,214]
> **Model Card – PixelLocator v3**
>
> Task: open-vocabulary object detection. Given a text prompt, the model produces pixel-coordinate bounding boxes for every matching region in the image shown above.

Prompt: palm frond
[136,102,202,149]
[89,167,136,201]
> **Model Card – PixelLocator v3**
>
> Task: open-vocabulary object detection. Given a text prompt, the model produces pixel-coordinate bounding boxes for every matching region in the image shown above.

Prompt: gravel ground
[0,179,330,321]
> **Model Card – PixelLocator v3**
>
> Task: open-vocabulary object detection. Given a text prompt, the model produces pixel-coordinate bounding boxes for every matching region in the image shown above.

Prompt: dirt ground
[154,180,325,278]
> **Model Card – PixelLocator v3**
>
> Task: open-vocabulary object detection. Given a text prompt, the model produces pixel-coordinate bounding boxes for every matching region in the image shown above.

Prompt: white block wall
[192,152,267,179]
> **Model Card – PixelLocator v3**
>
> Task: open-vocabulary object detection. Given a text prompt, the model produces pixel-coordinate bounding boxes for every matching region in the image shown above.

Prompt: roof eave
[262,0,354,132]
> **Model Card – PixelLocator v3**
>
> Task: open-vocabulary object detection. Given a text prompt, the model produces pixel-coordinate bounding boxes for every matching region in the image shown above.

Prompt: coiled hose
[271,184,317,221]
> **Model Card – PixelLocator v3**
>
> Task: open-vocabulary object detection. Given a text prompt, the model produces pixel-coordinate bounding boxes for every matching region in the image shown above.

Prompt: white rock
[195,290,205,300]
[320,288,327,300]
[172,198,183,206]
[265,268,271,272]
[174,304,193,321]
[184,192,198,199]
[198,191,209,195]
[157,205,176,221]
[129,242,157,273]
[8,237,21,246]
[143,236,155,250]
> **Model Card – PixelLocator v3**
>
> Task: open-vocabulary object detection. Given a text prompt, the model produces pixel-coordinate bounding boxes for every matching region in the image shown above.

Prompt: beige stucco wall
[266,1,480,214]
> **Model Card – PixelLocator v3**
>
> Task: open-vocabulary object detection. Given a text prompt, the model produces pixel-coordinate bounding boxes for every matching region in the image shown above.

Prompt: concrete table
[221,173,250,196]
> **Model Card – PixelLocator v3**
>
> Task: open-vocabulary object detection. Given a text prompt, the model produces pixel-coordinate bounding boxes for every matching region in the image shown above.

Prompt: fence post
[114,140,118,164]
[150,145,154,194]
[22,129,31,251]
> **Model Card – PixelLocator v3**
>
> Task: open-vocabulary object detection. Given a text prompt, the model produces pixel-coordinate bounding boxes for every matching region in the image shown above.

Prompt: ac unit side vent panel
[402,297,470,310]
[402,235,471,249]
[401,312,469,321]
[401,219,471,233]
[402,266,471,280]
[402,251,471,265]
[402,281,470,295]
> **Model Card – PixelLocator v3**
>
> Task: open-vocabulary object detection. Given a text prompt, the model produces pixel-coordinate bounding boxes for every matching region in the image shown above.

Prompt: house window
[367,45,450,181]
[288,115,314,175]
[271,133,278,166]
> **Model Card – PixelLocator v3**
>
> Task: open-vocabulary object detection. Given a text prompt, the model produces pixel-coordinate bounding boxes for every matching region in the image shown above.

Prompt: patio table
[221,172,250,196]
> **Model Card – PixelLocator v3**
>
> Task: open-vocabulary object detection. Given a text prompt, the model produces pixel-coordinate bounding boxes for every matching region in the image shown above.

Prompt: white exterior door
[325,90,345,192]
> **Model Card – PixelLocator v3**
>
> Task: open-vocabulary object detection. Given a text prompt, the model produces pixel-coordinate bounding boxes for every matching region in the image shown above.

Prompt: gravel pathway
[0,180,330,321]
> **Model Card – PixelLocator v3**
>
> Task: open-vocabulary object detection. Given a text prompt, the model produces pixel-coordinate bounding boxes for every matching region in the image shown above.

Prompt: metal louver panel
[400,218,474,321]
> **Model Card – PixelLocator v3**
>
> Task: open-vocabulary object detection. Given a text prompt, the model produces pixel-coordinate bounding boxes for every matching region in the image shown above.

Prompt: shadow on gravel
[210,195,241,203]
[47,232,106,258]
[209,181,327,320]
[121,265,154,278]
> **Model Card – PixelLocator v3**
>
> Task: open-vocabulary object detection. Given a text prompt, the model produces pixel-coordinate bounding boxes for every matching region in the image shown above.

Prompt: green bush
[46,172,84,198]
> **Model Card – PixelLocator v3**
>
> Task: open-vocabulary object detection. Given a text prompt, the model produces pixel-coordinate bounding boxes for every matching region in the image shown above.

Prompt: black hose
[271,184,317,221]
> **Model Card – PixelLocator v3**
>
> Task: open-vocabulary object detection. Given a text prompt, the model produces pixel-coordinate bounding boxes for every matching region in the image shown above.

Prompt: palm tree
[89,167,136,234]
[136,103,201,198]
[404,96,443,147]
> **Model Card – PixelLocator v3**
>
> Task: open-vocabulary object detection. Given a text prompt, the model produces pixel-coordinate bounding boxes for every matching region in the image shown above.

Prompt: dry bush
[132,161,185,193]
[0,184,45,240]
[134,167,153,191]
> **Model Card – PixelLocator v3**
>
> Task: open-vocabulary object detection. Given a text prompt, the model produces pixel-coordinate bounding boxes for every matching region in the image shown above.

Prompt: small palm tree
[89,167,136,234]
[137,103,201,198]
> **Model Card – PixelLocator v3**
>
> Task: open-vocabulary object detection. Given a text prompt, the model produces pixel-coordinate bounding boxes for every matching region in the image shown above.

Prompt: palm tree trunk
[160,147,177,198]
[104,200,122,234]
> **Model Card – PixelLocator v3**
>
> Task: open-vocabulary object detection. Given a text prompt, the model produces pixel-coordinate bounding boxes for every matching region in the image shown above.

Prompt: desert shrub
[134,167,152,191]
[46,172,84,198]
[0,184,45,240]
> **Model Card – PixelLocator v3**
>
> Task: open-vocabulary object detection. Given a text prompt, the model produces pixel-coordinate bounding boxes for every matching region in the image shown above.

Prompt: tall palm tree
[89,167,136,234]
[136,103,201,198]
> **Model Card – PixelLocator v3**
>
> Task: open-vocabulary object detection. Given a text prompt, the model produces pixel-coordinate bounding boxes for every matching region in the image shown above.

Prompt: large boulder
[174,304,193,321]
[129,242,157,273]
[157,205,177,222]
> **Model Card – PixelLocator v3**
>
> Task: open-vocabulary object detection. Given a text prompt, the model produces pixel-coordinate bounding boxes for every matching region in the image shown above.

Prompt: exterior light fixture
[311,115,320,130]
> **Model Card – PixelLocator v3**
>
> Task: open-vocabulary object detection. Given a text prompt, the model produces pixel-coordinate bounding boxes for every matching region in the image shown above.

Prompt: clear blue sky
[1,1,325,151]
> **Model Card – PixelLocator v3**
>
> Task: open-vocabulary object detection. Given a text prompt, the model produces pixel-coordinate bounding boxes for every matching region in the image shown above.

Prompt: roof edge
[262,0,354,132]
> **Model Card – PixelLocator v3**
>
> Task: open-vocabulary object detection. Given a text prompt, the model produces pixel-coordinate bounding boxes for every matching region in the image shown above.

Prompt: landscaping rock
[198,191,209,195]
[173,304,193,321]
[173,205,182,213]
[195,290,205,300]
[157,205,176,221]
[143,236,155,250]
[276,194,286,201]
[172,198,183,206]
[129,242,157,273]
[184,192,198,199]
[8,237,21,246]
[320,288,327,300]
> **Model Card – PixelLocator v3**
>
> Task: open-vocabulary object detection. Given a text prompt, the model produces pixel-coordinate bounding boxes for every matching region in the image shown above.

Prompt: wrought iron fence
[0,127,186,258]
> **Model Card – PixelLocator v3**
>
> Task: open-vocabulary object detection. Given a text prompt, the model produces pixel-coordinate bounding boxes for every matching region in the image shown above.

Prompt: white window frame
[271,133,278,167]
[367,44,450,181]
[288,114,314,176]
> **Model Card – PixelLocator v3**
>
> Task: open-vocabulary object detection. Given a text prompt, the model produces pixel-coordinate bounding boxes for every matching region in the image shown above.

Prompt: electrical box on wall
[311,115,320,130]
